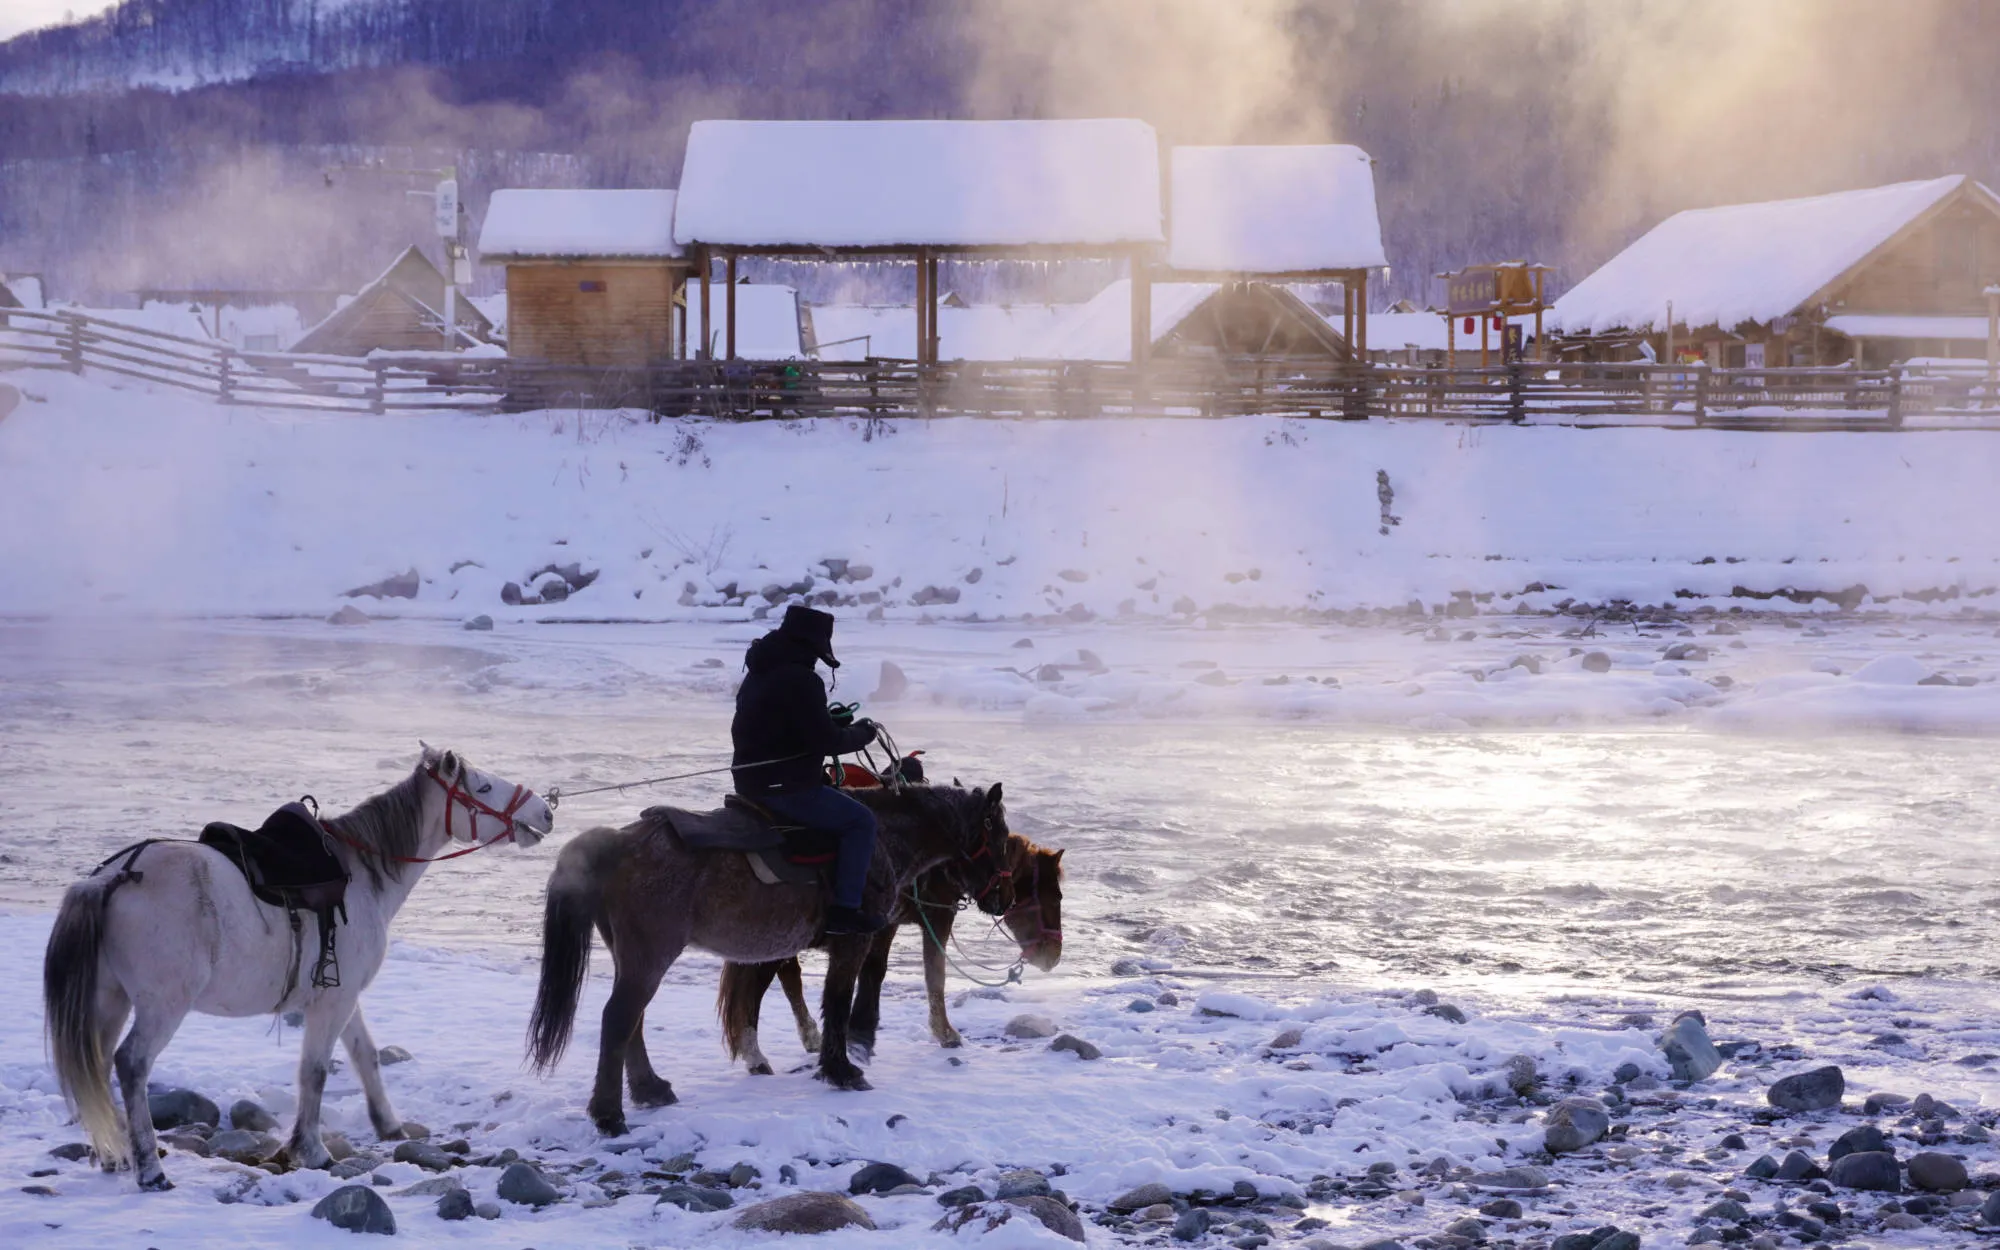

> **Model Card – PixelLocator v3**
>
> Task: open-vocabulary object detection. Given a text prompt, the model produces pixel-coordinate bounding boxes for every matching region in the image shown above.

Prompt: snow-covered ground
[3,378,2000,1246]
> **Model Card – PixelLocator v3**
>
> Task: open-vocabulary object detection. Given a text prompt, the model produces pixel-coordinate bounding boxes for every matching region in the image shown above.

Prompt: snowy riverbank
[2,909,1998,1249]
[6,373,2000,620]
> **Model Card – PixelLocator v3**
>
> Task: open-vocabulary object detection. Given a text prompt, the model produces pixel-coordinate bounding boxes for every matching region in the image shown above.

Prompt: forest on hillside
[2,0,1998,307]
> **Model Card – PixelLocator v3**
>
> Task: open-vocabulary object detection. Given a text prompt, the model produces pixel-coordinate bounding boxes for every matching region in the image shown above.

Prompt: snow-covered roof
[4,275,44,310]
[478,189,683,260]
[701,284,805,359]
[1168,145,1387,273]
[59,303,218,342]
[673,120,1164,250]
[1825,313,1993,341]
[1023,281,1218,362]
[810,303,1069,361]
[1549,175,1995,335]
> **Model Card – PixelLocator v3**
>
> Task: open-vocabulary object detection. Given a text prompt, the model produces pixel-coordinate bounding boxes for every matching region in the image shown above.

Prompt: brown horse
[526,783,1011,1135]
[718,835,1064,1072]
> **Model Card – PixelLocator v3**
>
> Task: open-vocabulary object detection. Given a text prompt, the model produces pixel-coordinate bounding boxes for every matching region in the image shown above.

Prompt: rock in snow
[1543,1098,1611,1154]
[734,1191,876,1233]
[1766,1064,1844,1112]
[1906,1150,1968,1191]
[847,1161,921,1195]
[1827,1150,1901,1192]
[496,1161,561,1206]
[1004,1013,1057,1039]
[311,1184,397,1234]
[1660,1011,1723,1081]
[147,1088,219,1130]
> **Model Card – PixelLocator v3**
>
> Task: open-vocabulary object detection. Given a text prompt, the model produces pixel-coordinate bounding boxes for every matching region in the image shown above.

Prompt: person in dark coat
[732,605,884,934]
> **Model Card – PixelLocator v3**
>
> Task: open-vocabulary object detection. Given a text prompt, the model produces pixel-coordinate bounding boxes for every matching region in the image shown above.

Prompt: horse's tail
[527,826,620,1073]
[717,959,783,1061]
[43,873,128,1167]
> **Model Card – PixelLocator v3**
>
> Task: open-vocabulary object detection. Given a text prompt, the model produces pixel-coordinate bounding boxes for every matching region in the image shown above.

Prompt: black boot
[823,905,887,935]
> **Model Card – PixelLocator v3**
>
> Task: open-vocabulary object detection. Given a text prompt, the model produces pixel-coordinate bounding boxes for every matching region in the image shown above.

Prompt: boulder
[462,615,493,631]
[391,1140,452,1173]
[377,1045,413,1065]
[994,1169,1051,1199]
[1004,1014,1057,1039]
[1661,1012,1723,1082]
[327,604,370,626]
[1503,1054,1540,1095]
[653,1184,733,1212]
[496,1161,561,1206]
[206,1129,278,1164]
[1110,1181,1173,1211]
[1479,1198,1523,1218]
[1468,1166,1547,1189]
[734,1191,876,1233]
[1700,1198,1750,1223]
[344,569,419,600]
[396,1176,465,1198]
[1982,1190,2000,1225]
[1268,1026,1306,1050]
[1445,1217,1490,1241]
[228,1099,277,1133]
[437,1189,474,1221]
[1828,1125,1889,1161]
[1580,651,1613,673]
[47,1143,93,1162]
[871,659,909,702]
[1906,1151,1968,1192]
[1775,1150,1823,1181]
[1003,1195,1086,1242]
[1543,1098,1612,1154]
[848,1161,921,1194]
[937,1185,988,1208]
[1766,1065,1844,1112]
[148,1088,220,1130]
[1049,1034,1102,1060]
[1742,1154,1778,1179]
[1424,1003,1468,1024]
[1826,1150,1900,1192]
[311,1184,397,1235]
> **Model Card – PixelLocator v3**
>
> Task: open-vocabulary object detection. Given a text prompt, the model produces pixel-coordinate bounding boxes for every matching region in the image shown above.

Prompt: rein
[319,768,535,866]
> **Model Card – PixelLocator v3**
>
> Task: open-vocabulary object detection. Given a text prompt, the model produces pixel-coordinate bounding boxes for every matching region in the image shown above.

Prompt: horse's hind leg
[94,984,132,1166]
[339,1005,403,1142]
[777,957,821,1053]
[848,926,898,1061]
[921,910,964,1047]
[113,1001,186,1190]
[624,1009,679,1108]
[731,962,784,1076]
[591,944,678,1135]
[279,995,351,1170]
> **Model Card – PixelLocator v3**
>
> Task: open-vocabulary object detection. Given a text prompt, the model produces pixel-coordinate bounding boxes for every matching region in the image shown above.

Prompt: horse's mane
[1006,832,1064,878]
[322,767,427,891]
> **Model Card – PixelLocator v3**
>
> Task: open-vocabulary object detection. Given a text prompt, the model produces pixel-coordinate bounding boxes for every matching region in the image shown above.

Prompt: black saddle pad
[643,799,840,863]
[200,801,348,912]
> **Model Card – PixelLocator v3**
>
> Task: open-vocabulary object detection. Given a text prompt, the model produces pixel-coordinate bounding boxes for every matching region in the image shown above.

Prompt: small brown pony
[718,834,1064,1071]
[526,783,1011,1135]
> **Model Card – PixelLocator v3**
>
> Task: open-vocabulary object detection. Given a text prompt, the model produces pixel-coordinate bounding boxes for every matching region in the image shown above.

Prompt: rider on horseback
[732,605,886,935]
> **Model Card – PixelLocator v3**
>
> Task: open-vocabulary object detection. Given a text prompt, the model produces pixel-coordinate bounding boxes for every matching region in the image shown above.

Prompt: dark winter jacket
[731,631,877,794]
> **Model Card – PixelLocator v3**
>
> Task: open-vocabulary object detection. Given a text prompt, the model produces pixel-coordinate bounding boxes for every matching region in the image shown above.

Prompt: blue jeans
[756,787,878,910]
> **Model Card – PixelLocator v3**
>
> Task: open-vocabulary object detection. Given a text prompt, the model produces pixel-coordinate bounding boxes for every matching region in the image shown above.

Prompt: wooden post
[1481,313,1490,369]
[370,360,387,415]
[927,252,942,364]
[914,252,929,365]
[676,275,689,360]
[1356,270,1368,359]
[699,251,712,361]
[1533,269,1546,363]
[1985,283,1999,397]
[1447,312,1456,371]
[1341,282,1354,351]
[1130,249,1151,366]
[218,347,234,404]
[725,252,738,361]
[63,312,84,374]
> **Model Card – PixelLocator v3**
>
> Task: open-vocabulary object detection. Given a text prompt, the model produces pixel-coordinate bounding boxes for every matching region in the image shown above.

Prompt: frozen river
[4,612,1996,1009]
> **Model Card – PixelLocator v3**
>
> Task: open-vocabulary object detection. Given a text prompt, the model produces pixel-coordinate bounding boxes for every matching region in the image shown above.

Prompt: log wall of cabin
[1825,201,2000,315]
[506,262,679,366]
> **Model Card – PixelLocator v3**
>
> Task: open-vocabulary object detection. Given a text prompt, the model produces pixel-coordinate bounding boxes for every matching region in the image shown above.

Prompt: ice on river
[1,615,1999,1247]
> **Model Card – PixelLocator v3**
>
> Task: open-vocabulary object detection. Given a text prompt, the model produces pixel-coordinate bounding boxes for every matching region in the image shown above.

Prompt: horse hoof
[630,1083,678,1109]
[138,1172,175,1192]
[816,1067,873,1092]
[938,1032,963,1049]
[747,1062,775,1076]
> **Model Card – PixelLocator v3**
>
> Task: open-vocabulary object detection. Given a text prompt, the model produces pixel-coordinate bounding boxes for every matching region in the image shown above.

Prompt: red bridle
[322,768,537,865]
[965,816,1013,907]
[1001,871,1061,945]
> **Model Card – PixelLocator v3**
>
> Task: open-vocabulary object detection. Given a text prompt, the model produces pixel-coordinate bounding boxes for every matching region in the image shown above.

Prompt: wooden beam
[698,250,711,360]
[1357,270,1369,358]
[725,251,738,361]
[914,251,929,365]
[1131,249,1151,365]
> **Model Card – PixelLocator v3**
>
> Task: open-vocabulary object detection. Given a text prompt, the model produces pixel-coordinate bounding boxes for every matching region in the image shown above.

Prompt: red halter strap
[322,768,536,865]
[966,817,1013,902]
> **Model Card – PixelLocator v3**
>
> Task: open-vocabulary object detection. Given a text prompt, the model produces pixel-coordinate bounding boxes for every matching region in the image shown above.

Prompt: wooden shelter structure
[1548,175,2000,367]
[1439,262,1552,366]
[477,189,690,366]
[1164,144,1388,356]
[1031,280,1355,362]
[290,246,492,356]
[672,119,1164,364]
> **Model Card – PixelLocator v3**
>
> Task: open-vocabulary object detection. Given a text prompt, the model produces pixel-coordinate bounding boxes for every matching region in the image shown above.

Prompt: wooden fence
[7,306,2000,429]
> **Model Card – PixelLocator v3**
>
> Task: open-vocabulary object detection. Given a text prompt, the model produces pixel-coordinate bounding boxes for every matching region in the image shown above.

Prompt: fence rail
[7,307,2000,429]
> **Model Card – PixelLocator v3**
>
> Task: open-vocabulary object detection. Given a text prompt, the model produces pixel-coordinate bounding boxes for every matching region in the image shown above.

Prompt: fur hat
[778,604,839,667]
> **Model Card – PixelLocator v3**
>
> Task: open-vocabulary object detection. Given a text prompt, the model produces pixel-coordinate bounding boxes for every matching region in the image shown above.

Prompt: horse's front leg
[280,995,352,1170]
[815,935,871,1090]
[921,909,964,1048]
[340,1004,403,1142]
[776,957,822,1053]
[848,925,898,1061]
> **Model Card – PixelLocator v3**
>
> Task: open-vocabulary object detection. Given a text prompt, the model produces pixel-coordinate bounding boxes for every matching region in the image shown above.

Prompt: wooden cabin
[477,189,688,367]
[1548,175,2000,367]
[290,246,492,356]
[1032,279,1354,362]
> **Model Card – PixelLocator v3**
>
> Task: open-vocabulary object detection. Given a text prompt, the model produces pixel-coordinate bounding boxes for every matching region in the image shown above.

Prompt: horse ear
[986,781,1004,807]
[1053,847,1064,863]
[440,749,460,779]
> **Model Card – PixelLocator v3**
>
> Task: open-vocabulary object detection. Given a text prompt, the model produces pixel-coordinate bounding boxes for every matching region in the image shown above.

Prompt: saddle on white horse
[197,800,350,990]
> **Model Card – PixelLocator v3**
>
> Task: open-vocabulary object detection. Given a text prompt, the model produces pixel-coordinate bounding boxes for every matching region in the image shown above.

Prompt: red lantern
[1462,316,1476,334]
[1490,314,1504,330]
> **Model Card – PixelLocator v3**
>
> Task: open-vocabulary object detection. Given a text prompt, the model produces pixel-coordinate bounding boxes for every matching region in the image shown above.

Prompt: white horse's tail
[44,871,128,1166]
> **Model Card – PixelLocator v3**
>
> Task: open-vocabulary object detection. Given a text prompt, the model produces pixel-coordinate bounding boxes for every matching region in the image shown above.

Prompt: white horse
[42,745,554,1190]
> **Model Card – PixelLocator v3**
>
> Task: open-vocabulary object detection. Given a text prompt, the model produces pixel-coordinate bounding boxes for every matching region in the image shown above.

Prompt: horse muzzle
[512,796,557,846]
[1022,937,1062,972]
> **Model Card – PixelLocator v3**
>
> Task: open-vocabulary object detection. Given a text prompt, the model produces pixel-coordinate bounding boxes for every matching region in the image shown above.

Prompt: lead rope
[545,750,819,809]
[907,885,1024,989]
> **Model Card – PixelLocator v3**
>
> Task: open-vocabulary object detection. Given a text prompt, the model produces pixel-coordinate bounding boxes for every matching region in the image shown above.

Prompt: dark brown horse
[526,783,1011,1135]
[717,834,1064,1071]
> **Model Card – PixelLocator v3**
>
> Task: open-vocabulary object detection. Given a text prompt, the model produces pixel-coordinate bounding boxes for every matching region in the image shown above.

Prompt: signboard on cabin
[1444,266,1539,315]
